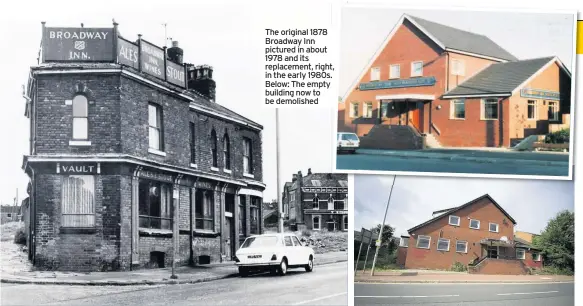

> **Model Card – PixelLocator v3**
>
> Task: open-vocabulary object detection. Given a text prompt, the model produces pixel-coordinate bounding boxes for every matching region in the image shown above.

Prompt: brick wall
[470,258,528,275]
[396,247,408,267]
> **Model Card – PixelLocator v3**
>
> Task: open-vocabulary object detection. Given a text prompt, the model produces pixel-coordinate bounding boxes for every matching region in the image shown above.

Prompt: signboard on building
[166,60,186,88]
[138,170,174,183]
[56,162,99,174]
[117,37,139,70]
[359,76,436,91]
[140,40,165,80]
[43,27,114,62]
[520,88,560,100]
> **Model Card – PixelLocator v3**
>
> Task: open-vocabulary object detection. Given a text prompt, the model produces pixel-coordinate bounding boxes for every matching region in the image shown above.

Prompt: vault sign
[43,27,114,62]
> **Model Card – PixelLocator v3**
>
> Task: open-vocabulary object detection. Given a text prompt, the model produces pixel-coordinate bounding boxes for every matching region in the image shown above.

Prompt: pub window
[62,175,95,227]
[527,100,537,120]
[211,129,218,168]
[370,67,380,81]
[223,133,231,170]
[239,195,246,237]
[411,61,423,77]
[138,180,172,230]
[243,137,253,174]
[72,95,88,140]
[389,64,400,79]
[250,196,260,234]
[481,98,499,120]
[195,190,214,231]
[363,102,373,118]
[148,103,164,151]
[189,122,196,164]
[350,102,359,118]
[450,99,465,119]
[548,101,559,121]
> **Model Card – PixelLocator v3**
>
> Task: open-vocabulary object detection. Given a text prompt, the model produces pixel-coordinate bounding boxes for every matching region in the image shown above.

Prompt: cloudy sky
[354,175,574,236]
[340,7,575,97]
[0,0,337,204]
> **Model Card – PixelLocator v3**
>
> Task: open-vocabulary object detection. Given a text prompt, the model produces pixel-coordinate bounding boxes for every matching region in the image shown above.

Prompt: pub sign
[43,27,114,62]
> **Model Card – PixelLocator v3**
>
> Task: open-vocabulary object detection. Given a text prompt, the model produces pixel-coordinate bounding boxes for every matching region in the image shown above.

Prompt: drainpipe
[445,52,450,92]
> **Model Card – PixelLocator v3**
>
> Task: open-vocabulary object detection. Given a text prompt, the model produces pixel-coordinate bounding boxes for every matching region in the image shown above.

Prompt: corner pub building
[21,23,265,272]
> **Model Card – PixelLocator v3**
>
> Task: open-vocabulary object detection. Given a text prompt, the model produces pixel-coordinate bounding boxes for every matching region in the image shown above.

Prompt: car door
[283,235,296,265]
[292,235,308,265]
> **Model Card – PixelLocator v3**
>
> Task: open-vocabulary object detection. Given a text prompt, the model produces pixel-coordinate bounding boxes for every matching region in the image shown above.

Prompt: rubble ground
[1,221,33,274]
[296,230,348,254]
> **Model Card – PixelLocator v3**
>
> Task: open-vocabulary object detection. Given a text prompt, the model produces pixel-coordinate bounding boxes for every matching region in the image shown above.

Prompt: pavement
[354,270,574,283]
[355,282,574,305]
[0,251,347,286]
[1,261,348,306]
[337,148,569,176]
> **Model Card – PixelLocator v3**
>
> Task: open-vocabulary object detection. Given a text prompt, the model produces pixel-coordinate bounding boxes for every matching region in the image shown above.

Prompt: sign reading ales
[43,27,114,61]
[117,37,139,70]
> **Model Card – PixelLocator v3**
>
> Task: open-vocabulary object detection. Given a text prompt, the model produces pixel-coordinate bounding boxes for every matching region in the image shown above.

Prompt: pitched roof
[406,15,518,61]
[442,57,560,98]
[408,194,516,233]
[515,237,541,250]
[285,172,348,190]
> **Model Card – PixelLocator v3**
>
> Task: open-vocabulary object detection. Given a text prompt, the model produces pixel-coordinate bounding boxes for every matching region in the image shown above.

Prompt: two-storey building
[282,169,348,231]
[397,194,543,275]
[339,14,571,148]
[22,23,265,272]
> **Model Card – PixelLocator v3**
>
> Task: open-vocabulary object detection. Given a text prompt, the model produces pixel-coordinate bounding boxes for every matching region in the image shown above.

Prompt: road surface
[337,153,569,176]
[355,282,574,305]
[1,262,347,306]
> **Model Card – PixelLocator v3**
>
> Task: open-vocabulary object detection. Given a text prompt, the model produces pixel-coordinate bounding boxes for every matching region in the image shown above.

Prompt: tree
[370,224,395,247]
[533,210,574,272]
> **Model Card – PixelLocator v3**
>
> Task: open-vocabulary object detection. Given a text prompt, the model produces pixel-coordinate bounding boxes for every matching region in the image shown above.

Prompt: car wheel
[278,259,288,276]
[305,256,314,272]
[238,267,248,277]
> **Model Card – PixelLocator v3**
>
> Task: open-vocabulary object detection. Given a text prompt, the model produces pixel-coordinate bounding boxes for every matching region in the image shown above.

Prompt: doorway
[225,216,236,259]
[487,246,499,259]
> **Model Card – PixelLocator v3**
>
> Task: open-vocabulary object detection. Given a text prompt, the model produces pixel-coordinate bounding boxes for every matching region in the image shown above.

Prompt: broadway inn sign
[41,23,186,88]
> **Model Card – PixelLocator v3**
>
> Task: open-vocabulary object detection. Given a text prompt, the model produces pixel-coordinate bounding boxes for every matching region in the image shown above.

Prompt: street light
[370,176,396,276]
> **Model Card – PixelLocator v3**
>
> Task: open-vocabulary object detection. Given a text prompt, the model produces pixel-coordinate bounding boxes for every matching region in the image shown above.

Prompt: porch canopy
[376,94,435,101]
[480,238,514,247]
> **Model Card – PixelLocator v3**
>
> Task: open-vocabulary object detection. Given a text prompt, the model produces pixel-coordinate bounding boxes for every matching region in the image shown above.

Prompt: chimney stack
[308,168,312,175]
[167,40,183,64]
[187,64,216,102]
[292,174,298,182]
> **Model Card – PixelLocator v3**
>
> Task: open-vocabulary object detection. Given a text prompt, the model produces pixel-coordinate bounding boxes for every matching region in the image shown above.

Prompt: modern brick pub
[397,194,542,275]
[338,14,572,149]
[21,23,265,271]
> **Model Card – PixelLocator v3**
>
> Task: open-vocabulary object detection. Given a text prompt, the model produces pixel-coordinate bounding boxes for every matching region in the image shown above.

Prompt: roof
[30,63,262,130]
[406,15,518,61]
[515,237,541,250]
[263,209,277,219]
[442,57,567,98]
[285,172,348,190]
[408,194,516,233]
[1,206,20,214]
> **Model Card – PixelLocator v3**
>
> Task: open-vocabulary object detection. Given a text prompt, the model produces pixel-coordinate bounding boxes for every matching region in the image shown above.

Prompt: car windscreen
[342,134,359,141]
[241,236,279,248]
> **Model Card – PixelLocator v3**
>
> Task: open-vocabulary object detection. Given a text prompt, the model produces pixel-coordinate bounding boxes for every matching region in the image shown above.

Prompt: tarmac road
[337,151,569,176]
[355,282,574,305]
[1,262,348,306]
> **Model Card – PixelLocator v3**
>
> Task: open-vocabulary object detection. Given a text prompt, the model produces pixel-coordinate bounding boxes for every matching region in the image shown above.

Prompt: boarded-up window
[62,175,95,227]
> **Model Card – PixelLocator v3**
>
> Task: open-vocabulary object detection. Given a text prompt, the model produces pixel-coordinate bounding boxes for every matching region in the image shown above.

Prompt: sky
[0,0,337,204]
[354,175,574,236]
[340,7,575,97]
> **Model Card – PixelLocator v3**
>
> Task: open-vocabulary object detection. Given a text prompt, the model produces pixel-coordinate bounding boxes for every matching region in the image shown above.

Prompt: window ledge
[449,118,465,121]
[211,167,219,172]
[60,227,97,234]
[193,230,220,238]
[69,140,91,146]
[243,173,255,178]
[148,148,167,156]
[139,228,173,237]
[223,169,232,174]
[190,163,198,169]
[480,118,499,121]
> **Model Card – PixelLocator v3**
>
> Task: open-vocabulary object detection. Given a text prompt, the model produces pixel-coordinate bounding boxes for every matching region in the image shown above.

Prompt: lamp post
[276,108,284,233]
[370,176,396,276]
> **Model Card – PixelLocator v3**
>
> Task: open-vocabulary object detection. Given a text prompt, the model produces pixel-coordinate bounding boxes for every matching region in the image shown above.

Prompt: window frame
[312,196,319,209]
[416,235,431,249]
[469,219,480,230]
[533,253,541,262]
[437,238,450,252]
[411,61,423,77]
[72,95,89,140]
[138,179,173,231]
[456,240,468,253]
[223,133,231,170]
[451,59,465,76]
[389,64,400,79]
[148,103,164,151]
[449,215,460,226]
[189,122,196,165]
[481,98,499,120]
[516,248,526,260]
[343,215,348,231]
[312,215,321,230]
[211,129,218,168]
[61,175,95,228]
[489,222,499,233]
[400,237,409,248]
[370,67,380,81]
[548,101,560,122]
[527,100,538,120]
[450,99,466,120]
[243,137,253,175]
[363,102,373,118]
[350,102,359,118]
[250,197,260,234]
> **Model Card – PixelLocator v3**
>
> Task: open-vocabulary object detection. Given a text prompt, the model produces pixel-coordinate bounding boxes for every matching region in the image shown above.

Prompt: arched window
[223,133,230,170]
[312,215,320,230]
[327,195,334,210]
[312,196,319,209]
[211,129,218,168]
[72,95,88,140]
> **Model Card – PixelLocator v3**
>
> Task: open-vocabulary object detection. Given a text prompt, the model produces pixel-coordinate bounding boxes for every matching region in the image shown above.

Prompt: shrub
[450,261,467,272]
[14,225,26,245]
[536,266,574,276]
[301,229,312,237]
[545,128,570,144]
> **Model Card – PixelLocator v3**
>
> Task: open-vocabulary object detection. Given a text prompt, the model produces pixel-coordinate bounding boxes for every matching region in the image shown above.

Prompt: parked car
[337,132,360,154]
[234,233,314,277]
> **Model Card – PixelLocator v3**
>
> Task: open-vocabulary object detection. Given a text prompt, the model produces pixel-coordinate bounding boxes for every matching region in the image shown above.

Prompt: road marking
[292,292,347,305]
[355,281,574,285]
[355,295,460,298]
[497,291,559,296]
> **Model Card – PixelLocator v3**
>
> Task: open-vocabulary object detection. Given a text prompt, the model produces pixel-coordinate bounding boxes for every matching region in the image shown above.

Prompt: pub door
[224,216,236,260]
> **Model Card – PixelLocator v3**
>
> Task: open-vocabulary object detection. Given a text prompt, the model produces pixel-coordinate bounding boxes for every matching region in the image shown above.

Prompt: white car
[337,132,360,154]
[235,233,315,276]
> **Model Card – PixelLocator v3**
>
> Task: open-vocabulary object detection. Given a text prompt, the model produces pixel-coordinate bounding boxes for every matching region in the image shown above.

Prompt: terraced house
[22,23,265,272]
[339,14,572,148]
[397,194,543,275]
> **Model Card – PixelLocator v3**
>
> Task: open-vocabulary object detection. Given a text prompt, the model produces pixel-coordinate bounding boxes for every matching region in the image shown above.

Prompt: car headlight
[271,254,277,261]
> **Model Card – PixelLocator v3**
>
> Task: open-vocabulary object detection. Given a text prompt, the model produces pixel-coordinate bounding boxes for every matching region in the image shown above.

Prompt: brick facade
[24,63,265,272]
